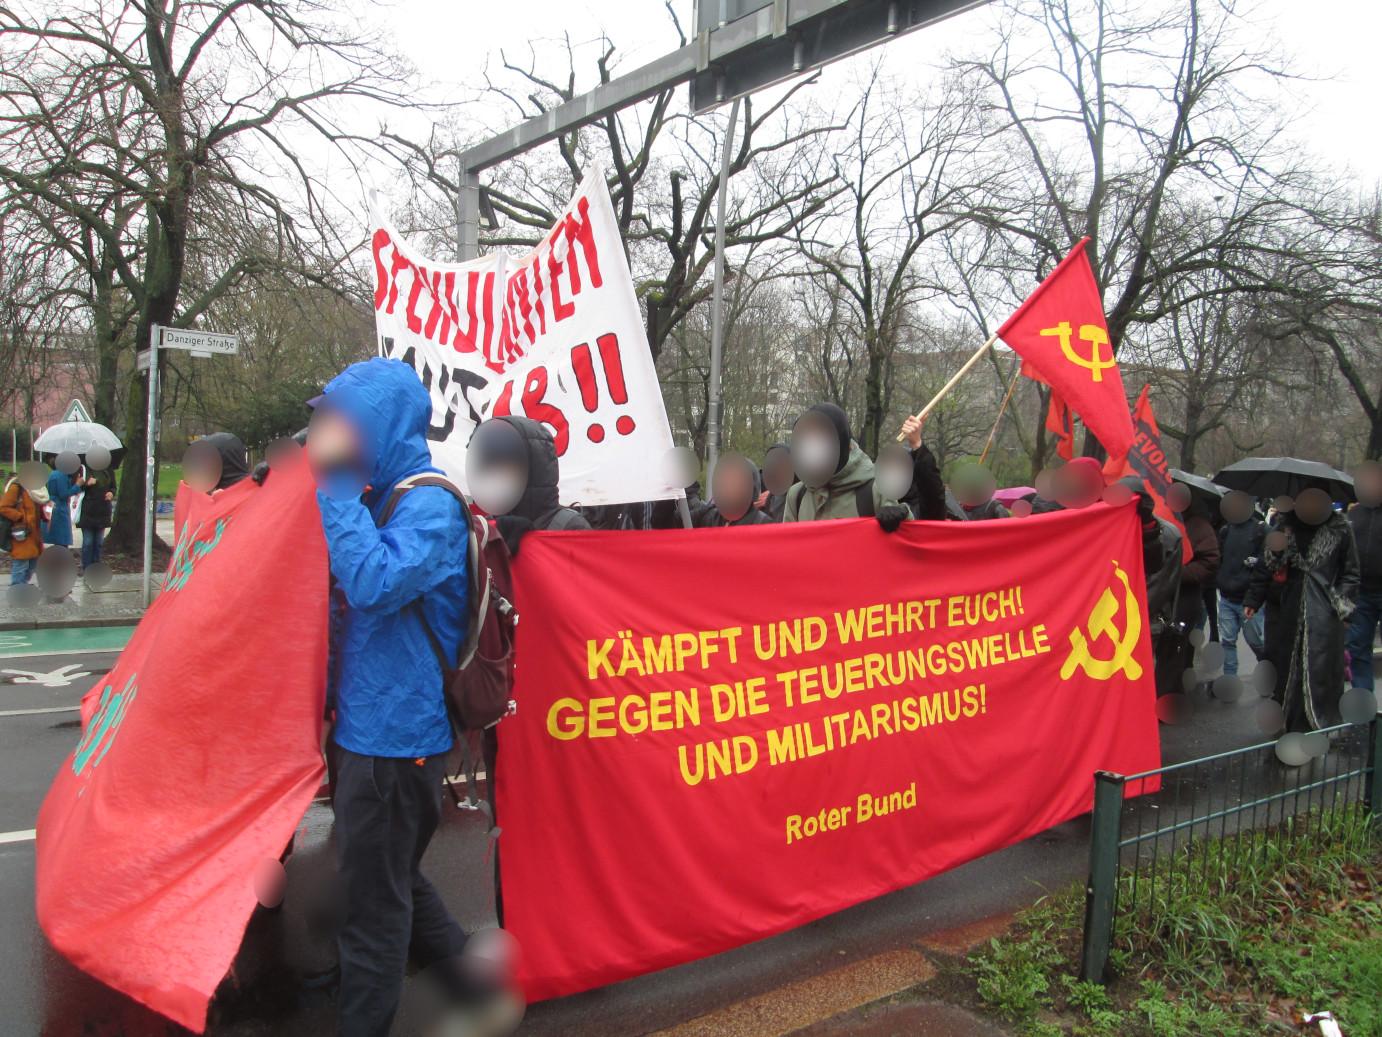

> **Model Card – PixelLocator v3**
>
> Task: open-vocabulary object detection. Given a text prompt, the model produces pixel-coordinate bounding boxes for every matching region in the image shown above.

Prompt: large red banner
[36,458,329,1033]
[497,502,1160,1001]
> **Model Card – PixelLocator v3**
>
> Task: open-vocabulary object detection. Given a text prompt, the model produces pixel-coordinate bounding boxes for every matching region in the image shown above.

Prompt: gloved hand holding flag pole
[895,238,1135,467]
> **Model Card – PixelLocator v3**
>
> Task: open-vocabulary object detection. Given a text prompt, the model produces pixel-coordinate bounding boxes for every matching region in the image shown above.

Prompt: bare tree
[0,0,415,552]
[957,0,1311,457]
[793,65,983,454]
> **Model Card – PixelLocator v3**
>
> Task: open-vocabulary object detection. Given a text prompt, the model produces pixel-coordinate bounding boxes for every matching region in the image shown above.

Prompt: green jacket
[783,443,897,522]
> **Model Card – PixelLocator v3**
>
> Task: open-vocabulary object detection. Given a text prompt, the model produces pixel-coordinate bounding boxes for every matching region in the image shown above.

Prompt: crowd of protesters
[6,357,1380,1037]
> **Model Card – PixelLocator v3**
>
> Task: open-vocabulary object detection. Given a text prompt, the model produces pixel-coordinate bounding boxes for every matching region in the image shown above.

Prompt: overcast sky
[378,0,1382,183]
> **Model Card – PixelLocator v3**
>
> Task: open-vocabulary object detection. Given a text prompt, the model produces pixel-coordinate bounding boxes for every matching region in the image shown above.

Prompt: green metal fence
[1079,716,1380,983]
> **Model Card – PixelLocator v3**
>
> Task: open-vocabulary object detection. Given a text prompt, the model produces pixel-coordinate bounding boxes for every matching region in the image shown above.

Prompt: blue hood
[314,358,435,494]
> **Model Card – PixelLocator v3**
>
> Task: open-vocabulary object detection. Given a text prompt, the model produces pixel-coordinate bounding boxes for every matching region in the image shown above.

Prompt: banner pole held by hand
[896,334,999,442]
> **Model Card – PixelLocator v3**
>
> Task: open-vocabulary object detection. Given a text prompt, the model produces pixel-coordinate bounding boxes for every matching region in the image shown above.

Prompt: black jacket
[962,498,1010,521]
[1246,512,1360,730]
[1216,517,1266,603]
[76,471,114,530]
[696,506,773,528]
[1349,504,1382,593]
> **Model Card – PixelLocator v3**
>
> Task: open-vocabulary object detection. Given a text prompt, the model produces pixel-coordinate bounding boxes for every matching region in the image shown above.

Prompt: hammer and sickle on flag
[1039,321,1116,382]
[996,238,1135,460]
[1060,561,1143,681]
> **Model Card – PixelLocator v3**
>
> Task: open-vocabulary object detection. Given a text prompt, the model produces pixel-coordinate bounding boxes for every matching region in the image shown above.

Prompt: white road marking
[2,664,92,687]
[0,829,36,844]
[0,706,80,717]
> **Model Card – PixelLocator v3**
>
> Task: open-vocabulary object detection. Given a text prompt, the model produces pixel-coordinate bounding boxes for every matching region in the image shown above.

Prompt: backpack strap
[791,483,807,518]
[374,473,480,673]
[856,481,876,518]
[544,507,586,532]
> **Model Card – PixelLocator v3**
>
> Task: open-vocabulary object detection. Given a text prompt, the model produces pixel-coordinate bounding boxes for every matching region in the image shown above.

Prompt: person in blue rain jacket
[305,357,470,1037]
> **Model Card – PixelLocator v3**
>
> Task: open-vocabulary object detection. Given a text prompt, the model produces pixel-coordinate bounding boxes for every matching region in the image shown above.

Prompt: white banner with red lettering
[370,166,679,504]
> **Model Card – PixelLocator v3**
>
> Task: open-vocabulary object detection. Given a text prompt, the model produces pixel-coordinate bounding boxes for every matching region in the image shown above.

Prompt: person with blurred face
[1345,461,1382,692]
[1216,490,1267,676]
[44,466,81,548]
[757,443,793,522]
[783,403,943,529]
[76,468,115,571]
[1245,485,1360,731]
[1,469,44,585]
[952,463,1009,520]
[306,358,471,1037]
[467,416,591,550]
[182,432,251,495]
[1173,495,1221,632]
[698,453,773,527]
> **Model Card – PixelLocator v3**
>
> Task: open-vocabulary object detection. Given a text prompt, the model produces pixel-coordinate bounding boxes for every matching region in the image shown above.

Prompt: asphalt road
[0,628,1366,1037]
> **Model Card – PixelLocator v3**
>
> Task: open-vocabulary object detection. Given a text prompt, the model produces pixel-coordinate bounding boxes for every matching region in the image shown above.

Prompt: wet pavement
[1,629,1368,1036]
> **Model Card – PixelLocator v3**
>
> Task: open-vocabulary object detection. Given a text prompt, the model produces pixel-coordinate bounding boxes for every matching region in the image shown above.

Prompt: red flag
[1104,385,1193,563]
[998,239,1134,460]
[1045,393,1076,461]
[36,456,330,1033]
[499,506,1160,1000]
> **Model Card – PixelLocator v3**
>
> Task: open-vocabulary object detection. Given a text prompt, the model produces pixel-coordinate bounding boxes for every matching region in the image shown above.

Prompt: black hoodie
[493,416,590,551]
[203,432,249,490]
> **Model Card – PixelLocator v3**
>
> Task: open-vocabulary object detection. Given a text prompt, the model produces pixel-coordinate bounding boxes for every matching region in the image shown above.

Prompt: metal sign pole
[706,97,741,486]
[457,165,480,262]
[141,325,160,606]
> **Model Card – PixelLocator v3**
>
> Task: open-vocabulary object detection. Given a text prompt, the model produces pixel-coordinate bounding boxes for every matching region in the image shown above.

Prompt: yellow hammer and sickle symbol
[1039,321,1117,382]
[1060,561,1144,681]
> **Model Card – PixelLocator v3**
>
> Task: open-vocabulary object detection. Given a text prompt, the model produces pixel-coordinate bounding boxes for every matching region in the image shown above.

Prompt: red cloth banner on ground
[998,239,1134,460]
[497,504,1161,1001]
[1104,385,1192,563]
[36,458,330,1033]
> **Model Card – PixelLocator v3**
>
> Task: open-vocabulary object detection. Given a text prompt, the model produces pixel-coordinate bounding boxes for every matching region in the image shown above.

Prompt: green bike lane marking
[0,626,135,659]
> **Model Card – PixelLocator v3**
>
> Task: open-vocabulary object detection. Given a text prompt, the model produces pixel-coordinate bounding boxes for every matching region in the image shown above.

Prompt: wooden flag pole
[979,363,1023,465]
[895,334,999,442]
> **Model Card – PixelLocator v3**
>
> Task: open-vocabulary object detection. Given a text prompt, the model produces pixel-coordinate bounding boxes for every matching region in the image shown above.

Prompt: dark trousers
[335,747,466,1037]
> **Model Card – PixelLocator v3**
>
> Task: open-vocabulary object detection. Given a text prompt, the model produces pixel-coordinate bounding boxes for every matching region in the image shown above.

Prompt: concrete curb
[0,615,144,632]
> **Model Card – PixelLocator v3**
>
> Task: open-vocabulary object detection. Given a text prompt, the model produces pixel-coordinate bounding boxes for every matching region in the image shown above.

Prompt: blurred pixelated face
[1166,483,1192,513]
[1273,495,1294,515]
[1220,490,1253,525]
[1294,487,1333,526]
[711,454,755,522]
[182,440,223,494]
[763,447,794,496]
[307,408,362,468]
[1054,462,1102,510]
[1354,461,1382,508]
[875,444,913,502]
[466,420,530,517]
[791,412,839,489]
[18,460,48,492]
[951,463,997,509]
[662,446,699,490]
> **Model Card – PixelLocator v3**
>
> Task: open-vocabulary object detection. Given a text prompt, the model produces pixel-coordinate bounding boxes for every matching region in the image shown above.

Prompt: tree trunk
[860,331,886,457]
[105,354,156,555]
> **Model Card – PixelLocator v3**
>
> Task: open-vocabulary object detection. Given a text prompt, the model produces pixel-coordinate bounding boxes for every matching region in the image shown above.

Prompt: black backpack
[376,474,519,732]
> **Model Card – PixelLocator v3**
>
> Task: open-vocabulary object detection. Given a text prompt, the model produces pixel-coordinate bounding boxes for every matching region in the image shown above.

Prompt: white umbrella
[33,421,123,454]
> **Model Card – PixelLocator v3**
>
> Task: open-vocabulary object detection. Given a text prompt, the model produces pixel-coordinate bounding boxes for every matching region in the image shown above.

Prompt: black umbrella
[1169,468,1225,516]
[1212,457,1355,503]
[1170,468,1225,500]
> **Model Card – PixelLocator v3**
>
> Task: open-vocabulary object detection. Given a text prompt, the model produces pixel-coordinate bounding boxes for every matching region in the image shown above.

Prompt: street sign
[61,399,92,423]
[157,327,239,355]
